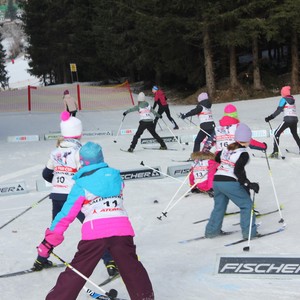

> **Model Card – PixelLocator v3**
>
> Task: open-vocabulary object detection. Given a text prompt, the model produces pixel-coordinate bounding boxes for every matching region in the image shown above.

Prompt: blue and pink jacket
[45,162,134,246]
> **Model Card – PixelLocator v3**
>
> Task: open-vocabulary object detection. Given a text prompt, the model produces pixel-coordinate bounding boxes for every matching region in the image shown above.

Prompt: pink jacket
[189,152,218,191]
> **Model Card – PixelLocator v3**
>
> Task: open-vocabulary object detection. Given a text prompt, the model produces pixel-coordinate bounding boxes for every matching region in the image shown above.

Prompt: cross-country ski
[179,230,239,244]
[224,226,286,247]
[0,263,65,278]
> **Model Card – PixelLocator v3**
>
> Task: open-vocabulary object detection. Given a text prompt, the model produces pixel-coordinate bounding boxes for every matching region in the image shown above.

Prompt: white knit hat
[138,92,145,102]
[60,111,82,138]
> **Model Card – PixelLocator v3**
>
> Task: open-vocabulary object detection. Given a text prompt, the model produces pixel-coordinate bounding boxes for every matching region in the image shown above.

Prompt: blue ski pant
[205,181,257,239]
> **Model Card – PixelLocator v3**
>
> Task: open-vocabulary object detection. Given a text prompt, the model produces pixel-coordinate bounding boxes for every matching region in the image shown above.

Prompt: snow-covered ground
[0,60,300,299]
[5,55,40,88]
[2,37,40,89]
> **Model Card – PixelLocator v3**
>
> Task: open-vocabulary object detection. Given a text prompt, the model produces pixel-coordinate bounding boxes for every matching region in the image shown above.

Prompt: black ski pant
[46,236,154,300]
[130,120,166,149]
[193,122,215,152]
[273,121,300,153]
[153,105,178,128]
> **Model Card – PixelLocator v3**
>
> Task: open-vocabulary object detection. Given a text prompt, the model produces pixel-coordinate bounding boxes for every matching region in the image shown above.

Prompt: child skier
[33,111,117,277]
[63,90,78,117]
[123,92,167,152]
[189,151,218,197]
[35,142,154,300]
[204,103,267,153]
[152,85,179,130]
[205,123,259,239]
[265,85,300,158]
[179,92,215,152]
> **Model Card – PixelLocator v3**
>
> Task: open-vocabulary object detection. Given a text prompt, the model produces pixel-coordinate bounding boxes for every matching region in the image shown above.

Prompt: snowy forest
[16,0,300,100]
[0,1,297,99]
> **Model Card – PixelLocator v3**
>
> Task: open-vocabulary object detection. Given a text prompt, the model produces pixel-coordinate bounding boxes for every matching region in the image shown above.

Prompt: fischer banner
[121,167,162,181]
[216,254,300,278]
[0,181,28,196]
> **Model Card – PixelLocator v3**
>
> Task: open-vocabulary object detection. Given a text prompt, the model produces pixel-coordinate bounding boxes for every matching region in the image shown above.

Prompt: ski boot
[106,260,119,277]
[32,258,53,271]
[269,152,278,159]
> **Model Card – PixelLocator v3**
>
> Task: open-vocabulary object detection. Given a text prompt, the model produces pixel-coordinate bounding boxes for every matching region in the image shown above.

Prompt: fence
[0,81,135,113]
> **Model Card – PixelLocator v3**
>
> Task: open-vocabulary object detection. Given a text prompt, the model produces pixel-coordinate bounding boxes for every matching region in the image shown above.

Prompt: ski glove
[265,115,273,122]
[37,239,54,258]
[45,228,64,247]
[123,112,127,116]
[179,113,186,120]
[248,182,260,194]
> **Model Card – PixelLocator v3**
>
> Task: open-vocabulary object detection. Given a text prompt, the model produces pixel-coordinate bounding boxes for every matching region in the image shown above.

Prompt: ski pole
[113,115,125,143]
[267,121,285,159]
[50,251,117,299]
[187,117,198,127]
[165,168,211,216]
[157,171,191,220]
[156,120,163,131]
[161,118,185,150]
[83,286,118,300]
[140,161,183,183]
[185,117,212,137]
[165,182,198,215]
[243,191,256,252]
[177,114,196,127]
[0,193,49,230]
[264,151,285,223]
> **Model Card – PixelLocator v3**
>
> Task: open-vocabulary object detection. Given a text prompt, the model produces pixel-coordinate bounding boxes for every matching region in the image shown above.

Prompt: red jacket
[153,90,168,107]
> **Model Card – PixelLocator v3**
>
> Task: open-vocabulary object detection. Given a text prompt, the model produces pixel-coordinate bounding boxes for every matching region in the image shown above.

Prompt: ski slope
[0,70,300,298]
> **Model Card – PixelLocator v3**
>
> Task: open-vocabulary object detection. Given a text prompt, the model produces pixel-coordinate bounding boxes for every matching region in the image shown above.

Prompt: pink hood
[219,116,239,126]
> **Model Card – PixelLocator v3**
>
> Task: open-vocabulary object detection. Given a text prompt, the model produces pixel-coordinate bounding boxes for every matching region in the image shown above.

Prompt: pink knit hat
[197,92,208,102]
[281,86,291,97]
[224,104,237,114]
[224,104,238,119]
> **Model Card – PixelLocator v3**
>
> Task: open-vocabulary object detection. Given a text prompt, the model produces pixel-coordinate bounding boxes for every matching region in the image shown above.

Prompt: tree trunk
[252,36,263,90]
[229,45,240,89]
[203,25,215,99]
[291,29,299,92]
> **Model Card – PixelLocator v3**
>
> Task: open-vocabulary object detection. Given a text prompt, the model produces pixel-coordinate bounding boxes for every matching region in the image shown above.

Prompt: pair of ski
[179,225,286,245]
[193,207,282,225]
[0,264,122,299]
[120,147,178,152]
[252,149,298,159]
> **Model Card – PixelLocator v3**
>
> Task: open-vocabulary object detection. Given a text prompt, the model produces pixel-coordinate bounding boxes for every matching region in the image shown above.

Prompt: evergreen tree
[5,0,17,20]
[0,32,9,89]
[20,0,53,84]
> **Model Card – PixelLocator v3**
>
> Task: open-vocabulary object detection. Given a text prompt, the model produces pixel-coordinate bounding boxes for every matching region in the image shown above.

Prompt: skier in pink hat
[265,86,300,158]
